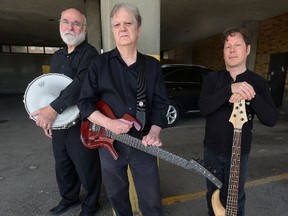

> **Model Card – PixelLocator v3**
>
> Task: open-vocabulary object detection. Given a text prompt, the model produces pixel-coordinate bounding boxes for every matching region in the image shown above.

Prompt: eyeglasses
[59,19,86,28]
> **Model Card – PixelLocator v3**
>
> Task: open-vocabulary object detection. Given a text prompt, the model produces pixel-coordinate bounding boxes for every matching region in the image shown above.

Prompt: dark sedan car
[162,64,213,126]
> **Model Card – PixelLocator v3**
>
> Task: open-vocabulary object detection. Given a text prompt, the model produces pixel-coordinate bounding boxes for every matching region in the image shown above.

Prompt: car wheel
[166,101,180,127]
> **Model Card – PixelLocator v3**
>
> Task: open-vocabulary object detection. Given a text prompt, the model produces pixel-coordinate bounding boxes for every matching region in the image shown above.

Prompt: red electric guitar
[211,99,248,216]
[80,101,223,189]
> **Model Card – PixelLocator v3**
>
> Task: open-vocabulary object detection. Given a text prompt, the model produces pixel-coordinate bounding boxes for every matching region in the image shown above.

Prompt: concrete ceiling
[0,0,288,51]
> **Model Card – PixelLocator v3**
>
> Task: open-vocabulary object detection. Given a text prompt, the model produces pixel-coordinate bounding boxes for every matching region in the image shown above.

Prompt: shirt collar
[110,48,139,68]
[60,40,88,55]
[225,68,252,82]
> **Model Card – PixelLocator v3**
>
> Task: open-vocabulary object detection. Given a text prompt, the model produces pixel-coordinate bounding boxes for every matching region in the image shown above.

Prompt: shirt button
[128,107,131,110]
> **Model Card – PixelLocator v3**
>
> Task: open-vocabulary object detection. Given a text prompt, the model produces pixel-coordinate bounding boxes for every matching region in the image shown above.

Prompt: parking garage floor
[1,94,288,216]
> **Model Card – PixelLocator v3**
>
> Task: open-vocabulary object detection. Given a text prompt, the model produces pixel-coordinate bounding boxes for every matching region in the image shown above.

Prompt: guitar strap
[136,53,146,129]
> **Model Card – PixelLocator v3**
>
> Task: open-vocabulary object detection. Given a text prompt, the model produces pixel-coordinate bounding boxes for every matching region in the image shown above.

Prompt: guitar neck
[226,130,242,216]
[91,124,223,189]
[212,100,247,216]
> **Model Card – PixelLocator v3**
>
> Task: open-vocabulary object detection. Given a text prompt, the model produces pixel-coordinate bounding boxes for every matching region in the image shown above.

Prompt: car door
[164,67,202,114]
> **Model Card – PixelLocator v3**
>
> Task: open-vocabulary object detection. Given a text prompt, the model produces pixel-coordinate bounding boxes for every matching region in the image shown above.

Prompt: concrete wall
[100,0,161,56]
[0,53,51,94]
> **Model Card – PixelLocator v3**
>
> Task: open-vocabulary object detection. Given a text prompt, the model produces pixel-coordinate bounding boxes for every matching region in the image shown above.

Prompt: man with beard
[32,8,101,216]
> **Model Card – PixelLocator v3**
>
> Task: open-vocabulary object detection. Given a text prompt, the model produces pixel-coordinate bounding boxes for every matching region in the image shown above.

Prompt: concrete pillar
[85,0,102,51]
[244,21,260,72]
[100,0,161,58]
[100,1,161,215]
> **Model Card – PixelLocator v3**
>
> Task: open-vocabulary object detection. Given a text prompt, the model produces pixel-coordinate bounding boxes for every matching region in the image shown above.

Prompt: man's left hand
[142,125,162,147]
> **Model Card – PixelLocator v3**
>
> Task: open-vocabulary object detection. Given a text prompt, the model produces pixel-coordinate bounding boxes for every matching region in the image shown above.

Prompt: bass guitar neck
[212,99,248,216]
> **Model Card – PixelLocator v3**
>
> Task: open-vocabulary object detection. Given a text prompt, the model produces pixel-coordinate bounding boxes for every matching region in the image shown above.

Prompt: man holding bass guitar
[198,27,278,216]
[77,3,169,216]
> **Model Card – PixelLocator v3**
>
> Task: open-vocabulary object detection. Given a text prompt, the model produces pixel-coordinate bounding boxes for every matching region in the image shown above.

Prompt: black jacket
[199,69,278,155]
[77,48,169,136]
[49,41,99,114]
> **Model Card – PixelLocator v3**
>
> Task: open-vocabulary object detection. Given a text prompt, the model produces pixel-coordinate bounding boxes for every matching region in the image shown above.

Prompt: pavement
[1,94,288,216]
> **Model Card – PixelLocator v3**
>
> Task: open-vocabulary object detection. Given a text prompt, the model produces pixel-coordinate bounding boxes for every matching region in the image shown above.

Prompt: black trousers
[99,141,163,216]
[52,122,102,214]
[204,147,249,216]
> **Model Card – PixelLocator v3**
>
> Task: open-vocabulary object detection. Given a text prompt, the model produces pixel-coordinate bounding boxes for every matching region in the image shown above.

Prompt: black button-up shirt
[49,41,99,114]
[199,69,278,155]
[77,48,169,135]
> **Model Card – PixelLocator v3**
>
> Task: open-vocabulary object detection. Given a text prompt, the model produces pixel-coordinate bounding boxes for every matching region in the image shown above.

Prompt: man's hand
[230,82,255,102]
[229,93,244,103]
[43,128,53,138]
[142,125,162,147]
[107,118,133,135]
[31,105,57,129]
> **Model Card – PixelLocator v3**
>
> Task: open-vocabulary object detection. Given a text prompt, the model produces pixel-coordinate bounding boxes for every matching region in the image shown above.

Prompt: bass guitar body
[212,99,248,216]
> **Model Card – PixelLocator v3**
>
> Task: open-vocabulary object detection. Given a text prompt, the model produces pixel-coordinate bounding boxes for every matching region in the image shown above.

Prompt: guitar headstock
[229,99,248,129]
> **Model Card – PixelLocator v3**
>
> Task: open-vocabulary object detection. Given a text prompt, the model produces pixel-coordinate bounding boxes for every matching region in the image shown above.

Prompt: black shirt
[199,69,278,155]
[77,48,169,135]
[49,41,99,114]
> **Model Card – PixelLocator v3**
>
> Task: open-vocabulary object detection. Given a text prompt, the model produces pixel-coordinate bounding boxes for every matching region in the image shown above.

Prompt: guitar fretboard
[226,129,242,216]
[91,124,223,189]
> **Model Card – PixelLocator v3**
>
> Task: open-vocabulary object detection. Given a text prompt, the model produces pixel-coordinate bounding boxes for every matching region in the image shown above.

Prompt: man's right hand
[231,82,256,102]
[31,105,57,130]
[106,118,133,135]
[43,128,53,139]
[88,110,133,135]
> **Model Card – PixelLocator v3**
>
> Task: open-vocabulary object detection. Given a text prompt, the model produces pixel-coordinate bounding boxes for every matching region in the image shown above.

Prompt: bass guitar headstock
[229,99,248,129]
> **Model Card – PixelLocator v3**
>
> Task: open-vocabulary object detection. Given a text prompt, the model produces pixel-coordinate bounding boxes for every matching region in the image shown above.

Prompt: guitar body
[81,120,118,159]
[80,101,142,160]
[211,189,225,216]
[80,101,223,188]
[211,99,247,216]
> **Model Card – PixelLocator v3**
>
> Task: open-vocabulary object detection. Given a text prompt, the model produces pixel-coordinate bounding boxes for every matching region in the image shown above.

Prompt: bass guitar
[80,101,222,189]
[211,99,248,216]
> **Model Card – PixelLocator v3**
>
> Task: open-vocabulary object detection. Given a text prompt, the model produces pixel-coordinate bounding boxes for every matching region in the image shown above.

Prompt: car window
[162,67,175,75]
[164,68,203,83]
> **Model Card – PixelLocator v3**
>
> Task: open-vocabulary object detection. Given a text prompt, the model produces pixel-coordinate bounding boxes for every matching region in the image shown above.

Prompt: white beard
[60,30,86,46]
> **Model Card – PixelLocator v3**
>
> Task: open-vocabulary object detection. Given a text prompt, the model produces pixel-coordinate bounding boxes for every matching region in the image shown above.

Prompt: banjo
[23,73,79,129]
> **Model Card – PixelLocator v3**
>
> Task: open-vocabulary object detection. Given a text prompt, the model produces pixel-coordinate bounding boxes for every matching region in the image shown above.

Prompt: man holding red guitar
[77,3,169,216]
[199,27,278,216]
